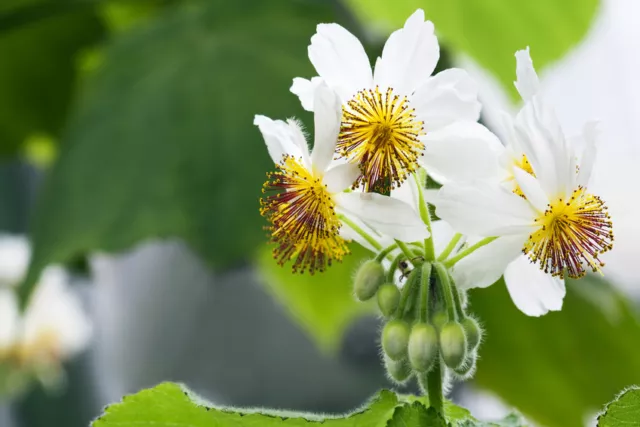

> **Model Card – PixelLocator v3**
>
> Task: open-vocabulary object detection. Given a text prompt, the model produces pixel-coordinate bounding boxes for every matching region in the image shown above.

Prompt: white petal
[311,83,342,172]
[514,47,540,102]
[0,288,18,351]
[254,115,305,164]
[373,9,439,94]
[431,220,456,254]
[290,77,324,111]
[504,255,566,316]
[286,118,312,168]
[413,68,481,130]
[420,121,504,184]
[452,235,527,290]
[512,167,549,212]
[308,24,372,100]
[336,192,430,242]
[390,173,421,212]
[339,214,387,252]
[323,163,359,193]
[576,120,599,187]
[434,182,537,236]
[0,235,30,286]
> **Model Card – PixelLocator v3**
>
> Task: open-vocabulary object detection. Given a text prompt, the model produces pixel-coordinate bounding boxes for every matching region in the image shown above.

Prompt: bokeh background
[0,0,639,426]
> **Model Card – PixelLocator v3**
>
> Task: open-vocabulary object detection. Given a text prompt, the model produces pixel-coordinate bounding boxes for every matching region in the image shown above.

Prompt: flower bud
[384,355,413,385]
[377,283,400,317]
[408,323,438,372]
[439,322,468,369]
[382,319,410,361]
[453,352,477,380]
[461,317,482,352]
[431,311,449,332]
[353,260,385,301]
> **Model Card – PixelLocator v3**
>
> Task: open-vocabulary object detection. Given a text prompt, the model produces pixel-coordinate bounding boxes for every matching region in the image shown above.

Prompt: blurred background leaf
[257,245,375,353]
[344,0,599,98]
[0,0,104,157]
[470,277,640,427]
[21,0,343,302]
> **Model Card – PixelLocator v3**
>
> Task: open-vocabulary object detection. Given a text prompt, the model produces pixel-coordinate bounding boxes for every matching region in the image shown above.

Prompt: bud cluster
[353,257,483,389]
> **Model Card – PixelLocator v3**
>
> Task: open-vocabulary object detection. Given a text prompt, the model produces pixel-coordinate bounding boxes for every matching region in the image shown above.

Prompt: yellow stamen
[510,154,535,198]
[260,155,349,274]
[337,87,424,193]
[523,187,614,278]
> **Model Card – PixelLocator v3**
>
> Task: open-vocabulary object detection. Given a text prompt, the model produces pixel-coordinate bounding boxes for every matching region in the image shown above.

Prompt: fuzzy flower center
[523,187,614,278]
[337,87,424,193]
[260,155,349,274]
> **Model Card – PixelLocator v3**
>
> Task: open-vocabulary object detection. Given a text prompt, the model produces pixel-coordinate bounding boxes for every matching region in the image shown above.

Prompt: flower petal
[390,173,421,212]
[290,76,324,111]
[420,121,504,184]
[254,115,306,164]
[324,163,359,193]
[434,181,537,236]
[514,47,540,102]
[413,68,481,130]
[431,220,457,254]
[576,120,599,187]
[336,192,430,241]
[0,235,30,286]
[504,254,566,316]
[512,167,549,212]
[452,235,526,290]
[0,288,18,350]
[308,23,372,100]
[311,83,342,173]
[373,9,439,94]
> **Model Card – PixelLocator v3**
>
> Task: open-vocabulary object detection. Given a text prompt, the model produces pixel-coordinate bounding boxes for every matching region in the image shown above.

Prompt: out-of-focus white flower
[256,83,429,274]
[0,235,92,395]
[434,49,614,316]
[291,9,499,192]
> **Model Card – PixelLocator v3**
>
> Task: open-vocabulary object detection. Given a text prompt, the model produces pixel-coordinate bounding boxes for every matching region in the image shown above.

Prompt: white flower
[255,83,429,274]
[434,49,614,316]
[291,9,500,192]
[0,235,92,375]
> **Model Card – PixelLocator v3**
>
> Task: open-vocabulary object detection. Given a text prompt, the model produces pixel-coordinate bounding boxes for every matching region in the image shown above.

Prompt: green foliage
[92,382,525,427]
[0,0,104,156]
[257,245,375,352]
[471,277,640,427]
[597,387,640,427]
[344,0,599,98]
[21,0,337,305]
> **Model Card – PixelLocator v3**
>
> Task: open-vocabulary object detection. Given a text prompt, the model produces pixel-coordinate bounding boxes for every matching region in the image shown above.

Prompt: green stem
[386,252,404,282]
[395,268,420,318]
[395,240,417,263]
[426,359,444,415]
[339,214,383,252]
[450,278,466,320]
[420,263,432,323]
[375,243,398,263]
[434,262,456,321]
[437,233,462,261]
[443,237,498,268]
[414,173,436,261]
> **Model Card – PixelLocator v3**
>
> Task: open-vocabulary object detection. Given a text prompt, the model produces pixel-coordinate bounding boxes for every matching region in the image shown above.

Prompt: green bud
[384,355,413,384]
[354,260,385,301]
[461,317,482,352]
[382,319,410,361]
[453,352,477,380]
[439,322,468,369]
[377,283,400,317]
[431,311,449,332]
[408,323,438,372]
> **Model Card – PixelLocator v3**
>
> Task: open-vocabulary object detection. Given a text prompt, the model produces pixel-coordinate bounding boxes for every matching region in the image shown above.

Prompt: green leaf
[344,0,599,98]
[22,0,337,304]
[257,244,376,352]
[386,403,446,427]
[471,276,640,427]
[93,382,398,427]
[0,0,104,155]
[597,387,640,427]
[92,382,522,427]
